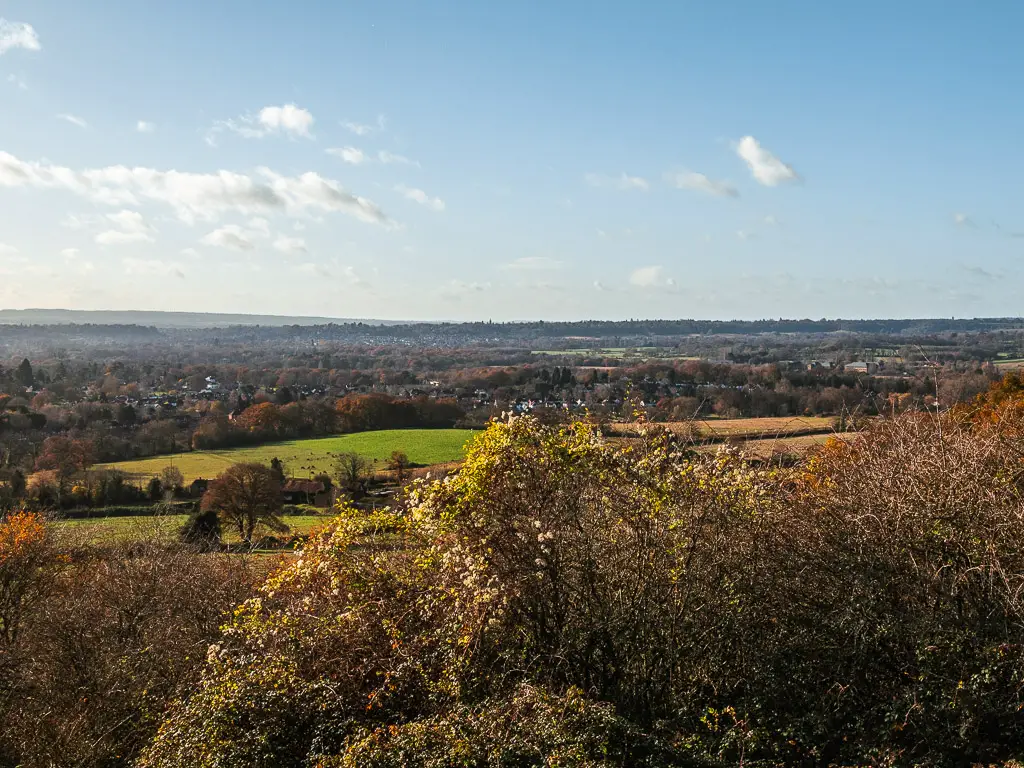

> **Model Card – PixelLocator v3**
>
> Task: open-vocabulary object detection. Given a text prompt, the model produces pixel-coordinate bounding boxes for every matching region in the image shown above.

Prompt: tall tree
[201,463,285,545]
[334,452,370,499]
[33,437,94,503]
[15,359,33,389]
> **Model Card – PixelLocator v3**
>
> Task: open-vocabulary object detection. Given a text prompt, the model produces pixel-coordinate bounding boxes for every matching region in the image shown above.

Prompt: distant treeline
[4,316,1024,347]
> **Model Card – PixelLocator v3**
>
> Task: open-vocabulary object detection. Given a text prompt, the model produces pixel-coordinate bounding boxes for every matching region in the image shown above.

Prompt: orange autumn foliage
[0,511,54,644]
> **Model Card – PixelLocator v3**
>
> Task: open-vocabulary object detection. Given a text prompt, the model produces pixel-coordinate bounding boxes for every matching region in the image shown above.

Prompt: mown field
[98,428,478,482]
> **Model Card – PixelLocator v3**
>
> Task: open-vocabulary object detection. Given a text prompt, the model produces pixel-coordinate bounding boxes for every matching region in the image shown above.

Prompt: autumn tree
[33,437,94,504]
[334,452,371,499]
[200,463,285,545]
[387,450,411,482]
[159,465,184,494]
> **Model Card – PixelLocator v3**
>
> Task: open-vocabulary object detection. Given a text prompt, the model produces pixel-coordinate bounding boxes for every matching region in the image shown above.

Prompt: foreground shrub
[140,413,1024,766]
[0,536,256,767]
[331,685,697,767]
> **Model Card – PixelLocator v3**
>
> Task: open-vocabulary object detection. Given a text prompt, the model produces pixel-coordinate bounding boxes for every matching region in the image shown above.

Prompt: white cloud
[0,243,18,256]
[342,120,373,136]
[501,256,562,271]
[180,247,199,258]
[736,229,752,240]
[258,104,313,137]
[136,120,155,133]
[736,136,799,186]
[58,113,89,129]
[395,184,445,212]
[6,73,27,90]
[666,171,738,198]
[0,19,40,55]
[106,209,151,233]
[378,150,418,167]
[629,265,675,288]
[273,235,307,255]
[327,146,367,165]
[0,151,394,227]
[953,212,975,227]
[207,104,314,144]
[327,147,420,167]
[585,172,649,191]
[60,247,79,259]
[95,209,156,245]
[123,257,185,279]
[764,214,779,225]
[200,224,258,251]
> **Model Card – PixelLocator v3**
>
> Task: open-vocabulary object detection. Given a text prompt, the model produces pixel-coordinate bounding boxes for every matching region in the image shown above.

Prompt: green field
[98,428,478,482]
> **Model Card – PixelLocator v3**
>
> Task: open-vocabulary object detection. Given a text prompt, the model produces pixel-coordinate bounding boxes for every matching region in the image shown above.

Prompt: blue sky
[1,1,1022,321]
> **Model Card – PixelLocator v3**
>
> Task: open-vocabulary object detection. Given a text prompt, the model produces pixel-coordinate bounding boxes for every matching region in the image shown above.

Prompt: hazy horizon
[2,2,1022,321]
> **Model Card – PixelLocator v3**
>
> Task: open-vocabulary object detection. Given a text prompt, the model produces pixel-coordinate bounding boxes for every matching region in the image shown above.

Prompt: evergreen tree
[15,359,33,389]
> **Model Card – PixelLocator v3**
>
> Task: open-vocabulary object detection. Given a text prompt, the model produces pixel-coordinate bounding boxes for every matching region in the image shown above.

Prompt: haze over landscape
[3,1,1023,321]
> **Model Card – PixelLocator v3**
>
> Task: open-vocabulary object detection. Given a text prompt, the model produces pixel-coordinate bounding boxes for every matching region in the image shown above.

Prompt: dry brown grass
[609,415,836,439]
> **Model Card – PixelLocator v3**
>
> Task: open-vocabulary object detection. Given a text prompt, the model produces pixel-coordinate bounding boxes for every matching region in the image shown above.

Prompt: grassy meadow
[98,428,478,482]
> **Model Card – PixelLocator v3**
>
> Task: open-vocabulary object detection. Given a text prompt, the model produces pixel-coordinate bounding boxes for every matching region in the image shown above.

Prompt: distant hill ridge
[0,309,402,329]
[2,309,1024,336]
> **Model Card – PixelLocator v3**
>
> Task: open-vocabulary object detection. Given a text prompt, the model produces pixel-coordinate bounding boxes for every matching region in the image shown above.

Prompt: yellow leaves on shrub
[0,510,47,566]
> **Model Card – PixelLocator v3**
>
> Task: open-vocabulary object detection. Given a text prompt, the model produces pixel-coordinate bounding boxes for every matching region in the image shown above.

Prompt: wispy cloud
[342,115,386,136]
[95,209,156,245]
[6,73,27,90]
[136,120,155,133]
[342,121,373,136]
[326,146,368,165]
[0,19,40,55]
[273,235,307,255]
[736,136,799,186]
[396,184,445,211]
[960,264,1000,280]
[123,257,185,279]
[0,243,18,256]
[585,172,649,191]
[327,147,420,168]
[200,224,259,251]
[0,150,394,227]
[378,150,419,167]
[665,171,738,198]
[58,113,89,129]
[207,104,314,145]
[952,212,976,228]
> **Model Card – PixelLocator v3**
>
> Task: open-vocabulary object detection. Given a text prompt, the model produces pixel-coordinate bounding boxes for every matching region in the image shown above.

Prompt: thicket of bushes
[4,386,1024,766]
[139,405,1024,766]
